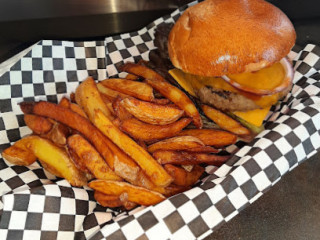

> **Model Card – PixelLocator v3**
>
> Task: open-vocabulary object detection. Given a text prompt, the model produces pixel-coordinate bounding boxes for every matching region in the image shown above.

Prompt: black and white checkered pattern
[1,1,320,239]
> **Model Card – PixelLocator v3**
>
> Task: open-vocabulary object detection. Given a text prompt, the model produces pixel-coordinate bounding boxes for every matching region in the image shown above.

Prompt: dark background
[0,0,319,239]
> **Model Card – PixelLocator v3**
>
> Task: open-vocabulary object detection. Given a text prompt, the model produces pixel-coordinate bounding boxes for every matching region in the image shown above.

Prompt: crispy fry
[147,136,204,153]
[67,134,121,181]
[125,73,140,80]
[184,146,219,153]
[152,98,171,105]
[112,96,132,121]
[153,150,230,166]
[120,97,184,125]
[20,101,140,183]
[100,78,154,102]
[93,109,173,187]
[97,83,131,100]
[89,180,166,206]
[164,164,204,187]
[120,117,192,142]
[145,79,202,128]
[59,97,88,118]
[75,76,114,121]
[5,135,87,186]
[162,184,190,197]
[24,114,53,135]
[44,122,70,146]
[94,191,123,208]
[202,105,251,135]
[2,138,37,165]
[119,62,166,83]
[178,129,237,147]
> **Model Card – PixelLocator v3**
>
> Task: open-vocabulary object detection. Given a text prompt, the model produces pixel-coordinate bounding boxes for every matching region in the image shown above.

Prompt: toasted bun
[168,0,296,77]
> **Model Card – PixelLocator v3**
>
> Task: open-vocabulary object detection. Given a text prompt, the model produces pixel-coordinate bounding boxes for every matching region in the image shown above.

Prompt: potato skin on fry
[177,128,237,147]
[164,164,204,187]
[67,134,121,181]
[89,180,166,206]
[120,117,192,142]
[120,97,184,125]
[153,150,229,166]
[24,114,53,135]
[145,79,202,129]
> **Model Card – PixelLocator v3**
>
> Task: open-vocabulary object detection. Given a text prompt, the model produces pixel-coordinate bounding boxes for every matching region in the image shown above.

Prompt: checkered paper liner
[1,1,320,239]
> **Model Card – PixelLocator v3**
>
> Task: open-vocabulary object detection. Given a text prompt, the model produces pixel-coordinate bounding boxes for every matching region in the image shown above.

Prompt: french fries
[93,109,173,187]
[75,77,114,121]
[145,79,203,128]
[119,62,166,83]
[120,117,192,142]
[67,134,122,181]
[147,136,204,153]
[99,78,154,102]
[202,105,251,136]
[3,60,241,209]
[164,164,204,187]
[177,129,237,147]
[89,180,166,206]
[120,97,184,125]
[19,101,140,183]
[153,150,230,166]
[24,114,53,135]
[3,135,87,186]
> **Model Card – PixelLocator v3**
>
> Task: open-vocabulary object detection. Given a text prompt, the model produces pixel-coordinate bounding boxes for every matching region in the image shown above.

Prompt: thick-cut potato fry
[75,76,114,121]
[97,83,131,100]
[24,114,53,135]
[67,134,121,181]
[59,97,88,118]
[20,101,140,183]
[202,105,251,136]
[162,184,190,197]
[125,73,140,80]
[164,164,204,187]
[153,150,230,166]
[44,122,70,146]
[147,136,204,153]
[94,191,137,210]
[4,135,87,186]
[100,78,154,102]
[145,79,202,128]
[120,97,184,125]
[93,109,173,187]
[184,146,219,153]
[2,138,37,165]
[120,117,192,142]
[112,96,132,121]
[120,62,166,83]
[178,129,237,147]
[89,180,166,206]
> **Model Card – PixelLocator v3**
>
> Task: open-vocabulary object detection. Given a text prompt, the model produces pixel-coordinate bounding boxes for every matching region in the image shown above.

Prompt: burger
[166,0,296,134]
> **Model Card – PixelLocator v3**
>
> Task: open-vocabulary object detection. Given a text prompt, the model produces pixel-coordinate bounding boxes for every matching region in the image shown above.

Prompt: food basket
[1,1,320,239]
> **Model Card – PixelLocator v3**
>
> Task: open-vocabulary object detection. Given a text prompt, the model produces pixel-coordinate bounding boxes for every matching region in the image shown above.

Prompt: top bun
[168,0,296,76]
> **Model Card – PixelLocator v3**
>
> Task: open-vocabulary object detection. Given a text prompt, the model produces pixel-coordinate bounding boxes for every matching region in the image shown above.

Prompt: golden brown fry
[5,135,87,186]
[178,129,237,147]
[94,191,123,208]
[89,180,166,206]
[120,117,192,142]
[151,98,171,105]
[75,76,114,121]
[20,101,140,183]
[67,134,122,181]
[100,78,154,102]
[145,79,202,128]
[2,138,37,165]
[119,62,166,83]
[183,146,219,153]
[44,122,70,146]
[125,73,140,80]
[202,105,251,136]
[153,150,230,166]
[97,83,131,100]
[24,114,53,135]
[164,164,204,187]
[93,109,173,187]
[163,184,190,197]
[112,96,133,121]
[147,136,204,153]
[120,97,184,125]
